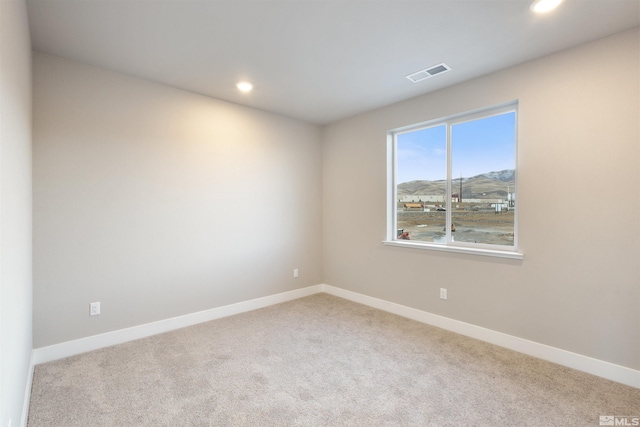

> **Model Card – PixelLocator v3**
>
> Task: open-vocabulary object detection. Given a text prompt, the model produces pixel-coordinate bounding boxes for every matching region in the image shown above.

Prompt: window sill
[382,240,524,260]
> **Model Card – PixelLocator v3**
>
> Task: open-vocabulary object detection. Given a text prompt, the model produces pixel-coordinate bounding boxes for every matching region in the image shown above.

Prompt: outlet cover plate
[90,302,100,316]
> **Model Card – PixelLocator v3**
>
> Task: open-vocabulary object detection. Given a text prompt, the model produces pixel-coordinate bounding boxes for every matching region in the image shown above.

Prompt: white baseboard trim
[32,283,639,389]
[20,350,35,427]
[321,284,640,389]
[33,285,323,365]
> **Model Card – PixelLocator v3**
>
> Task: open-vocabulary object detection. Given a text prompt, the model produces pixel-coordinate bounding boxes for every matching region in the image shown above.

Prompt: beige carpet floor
[28,293,639,426]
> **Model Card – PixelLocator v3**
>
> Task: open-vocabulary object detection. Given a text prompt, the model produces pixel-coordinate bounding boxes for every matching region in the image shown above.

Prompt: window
[386,102,522,259]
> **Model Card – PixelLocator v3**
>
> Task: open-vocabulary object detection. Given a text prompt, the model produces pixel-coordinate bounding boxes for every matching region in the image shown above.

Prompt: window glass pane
[451,112,516,246]
[396,125,447,243]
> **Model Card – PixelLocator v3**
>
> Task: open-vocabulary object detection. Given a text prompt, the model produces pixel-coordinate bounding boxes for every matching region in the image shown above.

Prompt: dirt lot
[398,209,514,246]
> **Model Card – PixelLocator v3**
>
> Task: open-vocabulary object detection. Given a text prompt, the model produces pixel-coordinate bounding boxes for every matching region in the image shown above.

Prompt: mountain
[476,169,514,182]
[398,169,514,199]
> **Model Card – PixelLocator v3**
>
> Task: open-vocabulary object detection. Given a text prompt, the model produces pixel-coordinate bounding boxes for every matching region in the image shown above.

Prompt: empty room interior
[1,0,639,425]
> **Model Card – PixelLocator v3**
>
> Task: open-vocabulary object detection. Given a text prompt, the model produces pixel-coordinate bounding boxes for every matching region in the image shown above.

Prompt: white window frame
[384,101,523,260]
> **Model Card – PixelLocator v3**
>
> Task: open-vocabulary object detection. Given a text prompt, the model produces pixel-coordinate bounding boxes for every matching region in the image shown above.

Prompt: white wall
[322,28,640,370]
[0,0,33,424]
[33,53,323,347]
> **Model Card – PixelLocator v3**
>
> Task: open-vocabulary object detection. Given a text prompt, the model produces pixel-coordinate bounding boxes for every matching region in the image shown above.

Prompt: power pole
[459,173,463,203]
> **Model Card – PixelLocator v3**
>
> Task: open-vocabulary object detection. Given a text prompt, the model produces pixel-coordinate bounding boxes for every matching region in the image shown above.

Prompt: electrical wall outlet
[293,268,299,278]
[90,301,100,316]
[440,288,447,300]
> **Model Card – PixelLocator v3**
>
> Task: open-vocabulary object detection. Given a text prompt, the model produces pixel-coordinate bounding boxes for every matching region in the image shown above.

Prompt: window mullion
[446,122,452,243]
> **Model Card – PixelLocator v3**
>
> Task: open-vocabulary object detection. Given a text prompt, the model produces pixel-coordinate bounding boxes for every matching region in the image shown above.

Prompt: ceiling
[26,0,640,125]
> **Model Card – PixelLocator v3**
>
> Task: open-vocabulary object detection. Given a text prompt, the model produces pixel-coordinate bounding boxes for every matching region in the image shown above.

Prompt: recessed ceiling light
[530,0,563,13]
[236,81,253,93]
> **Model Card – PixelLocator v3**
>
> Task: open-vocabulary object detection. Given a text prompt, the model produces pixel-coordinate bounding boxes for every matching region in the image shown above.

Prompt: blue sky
[397,112,515,183]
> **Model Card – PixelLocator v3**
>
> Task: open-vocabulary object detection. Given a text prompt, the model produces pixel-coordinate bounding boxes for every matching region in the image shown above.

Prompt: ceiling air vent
[405,63,451,83]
